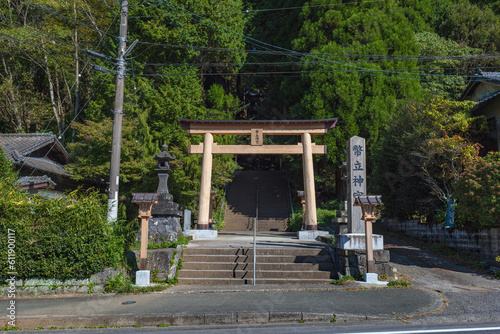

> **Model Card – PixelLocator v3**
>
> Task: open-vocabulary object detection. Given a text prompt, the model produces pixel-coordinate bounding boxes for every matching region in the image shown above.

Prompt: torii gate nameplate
[179,118,338,231]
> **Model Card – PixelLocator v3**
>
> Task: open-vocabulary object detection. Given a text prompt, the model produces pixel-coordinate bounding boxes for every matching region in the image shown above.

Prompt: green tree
[455,152,500,228]
[290,1,424,167]
[371,98,487,219]
[415,32,482,99]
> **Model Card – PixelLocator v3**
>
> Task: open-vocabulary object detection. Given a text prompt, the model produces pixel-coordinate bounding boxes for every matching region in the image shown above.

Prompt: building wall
[471,82,500,101]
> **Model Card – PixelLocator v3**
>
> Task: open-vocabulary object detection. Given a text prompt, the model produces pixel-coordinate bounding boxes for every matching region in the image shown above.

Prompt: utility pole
[107,0,129,223]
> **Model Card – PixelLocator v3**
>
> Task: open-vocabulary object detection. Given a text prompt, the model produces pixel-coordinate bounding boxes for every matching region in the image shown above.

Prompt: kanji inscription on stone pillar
[347,136,366,233]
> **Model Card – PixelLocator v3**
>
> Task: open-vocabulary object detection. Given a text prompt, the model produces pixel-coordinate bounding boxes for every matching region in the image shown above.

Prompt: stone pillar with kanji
[347,136,366,233]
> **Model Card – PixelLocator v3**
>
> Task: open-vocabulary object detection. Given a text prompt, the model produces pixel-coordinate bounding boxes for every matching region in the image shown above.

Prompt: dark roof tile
[12,156,72,177]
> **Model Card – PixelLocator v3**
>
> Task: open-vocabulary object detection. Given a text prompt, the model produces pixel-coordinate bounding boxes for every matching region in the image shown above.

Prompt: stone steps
[181,262,334,271]
[183,247,327,255]
[181,255,332,263]
[177,278,333,285]
[178,247,335,285]
[224,171,289,231]
[178,269,334,279]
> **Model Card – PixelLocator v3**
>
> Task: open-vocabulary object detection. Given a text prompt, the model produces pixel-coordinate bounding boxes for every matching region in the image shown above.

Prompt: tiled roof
[15,175,57,188]
[0,133,71,177]
[478,70,500,83]
[13,156,72,177]
[0,133,70,162]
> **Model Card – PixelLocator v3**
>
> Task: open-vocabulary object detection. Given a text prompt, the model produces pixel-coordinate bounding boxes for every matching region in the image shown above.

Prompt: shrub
[289,208,336,232]
[455,152,500,228]
[0,149,124,279]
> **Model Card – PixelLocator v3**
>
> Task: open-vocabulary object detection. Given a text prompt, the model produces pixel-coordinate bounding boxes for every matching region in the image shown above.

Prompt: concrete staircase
[178,247,335,285]
[224,171,289,232]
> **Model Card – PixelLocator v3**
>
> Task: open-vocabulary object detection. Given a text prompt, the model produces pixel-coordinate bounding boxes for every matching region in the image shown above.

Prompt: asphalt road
[10,321,500,333]
[3,230,500,331]
[383,232,500,324]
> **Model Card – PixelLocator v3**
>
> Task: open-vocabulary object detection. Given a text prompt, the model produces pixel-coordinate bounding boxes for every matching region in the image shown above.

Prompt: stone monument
[347,136,366,233]
[143,144,183,244]
[332,136,391,280]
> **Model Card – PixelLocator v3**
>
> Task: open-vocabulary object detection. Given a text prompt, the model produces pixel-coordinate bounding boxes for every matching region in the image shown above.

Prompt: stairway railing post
[253,180,258,285]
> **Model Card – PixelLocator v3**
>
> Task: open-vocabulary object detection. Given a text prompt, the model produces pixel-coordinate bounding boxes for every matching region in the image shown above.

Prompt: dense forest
[1,0,499,228]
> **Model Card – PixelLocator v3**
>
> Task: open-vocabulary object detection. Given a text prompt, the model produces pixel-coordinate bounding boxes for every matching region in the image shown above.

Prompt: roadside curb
[14,312,338,329]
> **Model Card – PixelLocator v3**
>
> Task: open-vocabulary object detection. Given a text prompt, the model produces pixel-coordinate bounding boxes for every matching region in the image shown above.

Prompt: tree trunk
[1,55,22,131]
[42,42,63,137]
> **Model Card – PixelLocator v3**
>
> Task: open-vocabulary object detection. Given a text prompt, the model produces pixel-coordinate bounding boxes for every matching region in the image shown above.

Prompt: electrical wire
[24,71,114,178]
[129,0,386,18]
[161,1,228,84]
[162,1,494,81]
[23,0,120,41]
[131,40,500,62]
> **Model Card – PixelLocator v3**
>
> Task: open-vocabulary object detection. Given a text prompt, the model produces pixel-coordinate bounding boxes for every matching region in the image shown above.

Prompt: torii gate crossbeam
[179,118,338,232]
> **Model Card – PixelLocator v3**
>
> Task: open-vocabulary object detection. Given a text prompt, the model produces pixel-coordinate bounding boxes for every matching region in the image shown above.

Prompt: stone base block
[336,233,384,250]
[190,229,218,239]
[135,270,150,286]
[333,248,392,279]
[127,249,174,282]
[357,273,389,286]
[297,230,330,240]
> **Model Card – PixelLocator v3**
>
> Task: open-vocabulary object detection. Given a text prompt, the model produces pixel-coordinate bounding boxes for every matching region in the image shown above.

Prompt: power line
[162,1,230,85]
[23,0,120,41]
[129,0,386,18]
[20,71,114,177]
[159,1,481,81]
[132,37,500,61]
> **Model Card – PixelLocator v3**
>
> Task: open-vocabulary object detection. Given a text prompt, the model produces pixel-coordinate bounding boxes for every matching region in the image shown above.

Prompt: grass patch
[332,275,356,285]
[105,274,173,294]
[388,279,412,287]
[130,234,189,251]
[158,324,171,327]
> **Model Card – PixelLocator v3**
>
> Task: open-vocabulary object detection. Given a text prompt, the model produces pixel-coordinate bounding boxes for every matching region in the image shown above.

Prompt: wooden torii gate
[179,118,338,231]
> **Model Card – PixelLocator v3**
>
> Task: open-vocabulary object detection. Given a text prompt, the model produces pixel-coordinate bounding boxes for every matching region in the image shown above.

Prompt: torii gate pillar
[302,132,317,230]
[197,133,213,230]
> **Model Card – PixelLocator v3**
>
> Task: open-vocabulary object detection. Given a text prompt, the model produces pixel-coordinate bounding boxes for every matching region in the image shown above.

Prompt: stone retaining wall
[0,268,121,296]
[381,218,500,265]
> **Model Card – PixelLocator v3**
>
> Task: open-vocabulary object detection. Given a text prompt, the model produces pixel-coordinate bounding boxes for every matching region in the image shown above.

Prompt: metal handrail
[253,179,258,286]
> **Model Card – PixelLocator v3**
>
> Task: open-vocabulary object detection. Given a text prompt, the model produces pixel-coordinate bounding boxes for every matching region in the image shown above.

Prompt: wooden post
[131,193,158,272]
[365,217,375,273]
[139,209,149,270]
[354,195,382,275]
[302,132,317,230]
[198,133,213,229]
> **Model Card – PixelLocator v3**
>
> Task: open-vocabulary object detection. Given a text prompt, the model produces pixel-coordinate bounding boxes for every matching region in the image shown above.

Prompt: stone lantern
[146,144,183,243]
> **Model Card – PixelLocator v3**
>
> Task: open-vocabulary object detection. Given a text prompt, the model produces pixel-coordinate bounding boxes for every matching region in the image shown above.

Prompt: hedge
[0,148,124,279]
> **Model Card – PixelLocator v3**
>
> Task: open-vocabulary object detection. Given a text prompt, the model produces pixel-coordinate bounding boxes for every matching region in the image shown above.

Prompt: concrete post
[302,132,317,230]
[198,133,213,229]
